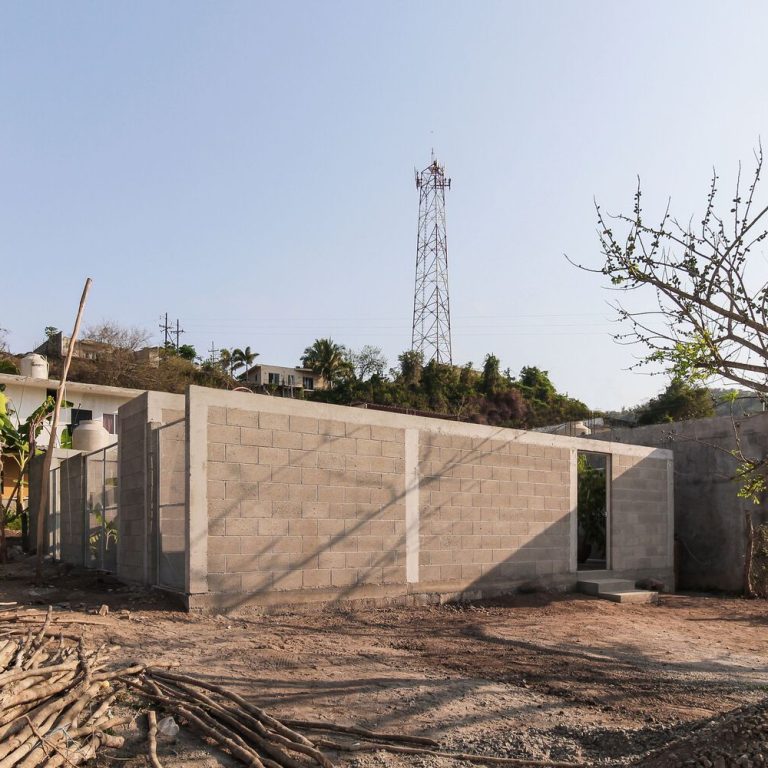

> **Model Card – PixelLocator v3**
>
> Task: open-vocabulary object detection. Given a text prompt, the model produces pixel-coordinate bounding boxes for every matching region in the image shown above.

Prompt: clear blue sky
[2,1,767,410]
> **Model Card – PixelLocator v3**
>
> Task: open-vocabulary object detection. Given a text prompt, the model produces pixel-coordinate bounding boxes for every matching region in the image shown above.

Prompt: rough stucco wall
[206,406,407,594]
[418,433,570,586]
[595,413,768,591]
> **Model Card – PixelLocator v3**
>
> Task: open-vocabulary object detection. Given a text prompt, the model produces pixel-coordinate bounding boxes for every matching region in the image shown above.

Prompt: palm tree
[218,348,233,377]
[301,338,351,386]
[231,346,258,379]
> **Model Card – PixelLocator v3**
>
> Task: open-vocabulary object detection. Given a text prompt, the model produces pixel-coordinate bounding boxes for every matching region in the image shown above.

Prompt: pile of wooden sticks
[0,604,136,767]
[0,604,582,768]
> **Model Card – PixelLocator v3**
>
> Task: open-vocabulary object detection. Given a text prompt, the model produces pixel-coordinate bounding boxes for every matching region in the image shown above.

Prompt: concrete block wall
[117,391,185,584]
[28,448,81,555]
[595,413,768,591]
[58,454,85,566]
[184,386,674,609]
[204,404,407,596]
[418,433,571,589]
[611,453,672,574]
[156,418,187,590]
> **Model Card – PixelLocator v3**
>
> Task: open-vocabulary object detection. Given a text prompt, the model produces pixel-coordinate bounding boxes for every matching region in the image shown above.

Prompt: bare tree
[571,143,768,394]
[350,345,387,381]
[0,328,8,353]
[82,321,151,351]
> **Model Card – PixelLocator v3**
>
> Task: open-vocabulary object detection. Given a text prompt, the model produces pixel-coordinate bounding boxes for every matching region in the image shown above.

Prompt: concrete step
[578,578,636,596]
[599,590,659,604]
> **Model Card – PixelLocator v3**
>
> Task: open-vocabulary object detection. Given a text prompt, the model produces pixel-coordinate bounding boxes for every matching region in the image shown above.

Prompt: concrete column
[666,458,675,574]
[404,428,420,584]
[569,448,578,572]
[186,388,208,594]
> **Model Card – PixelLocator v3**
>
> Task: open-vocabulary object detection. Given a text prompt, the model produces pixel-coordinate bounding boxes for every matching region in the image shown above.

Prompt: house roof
[0,372,145,400]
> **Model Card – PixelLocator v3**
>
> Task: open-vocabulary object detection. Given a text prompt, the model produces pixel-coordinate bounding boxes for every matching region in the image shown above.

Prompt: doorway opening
[577,451,609,571]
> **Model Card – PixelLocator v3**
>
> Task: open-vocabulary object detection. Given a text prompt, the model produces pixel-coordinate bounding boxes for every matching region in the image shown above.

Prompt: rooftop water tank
[72,420,113,452]
[19,354,49,380]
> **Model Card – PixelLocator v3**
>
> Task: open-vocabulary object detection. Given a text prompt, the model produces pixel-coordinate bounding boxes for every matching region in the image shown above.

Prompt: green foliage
[481,354,502,395]
[302,338,353,386]
[232,346,258,376]
[636,378,715,425]
[306,344,591,429]
[518,366,557,402]
[0,359,19,375]
[733,457,768,505]
[577,454,607,555]
[88,505,118,557]
[0,394,70,528]
[397,350,423,388]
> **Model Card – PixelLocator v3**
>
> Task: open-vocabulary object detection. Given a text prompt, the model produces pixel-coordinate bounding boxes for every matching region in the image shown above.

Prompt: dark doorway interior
[577,451,608,571]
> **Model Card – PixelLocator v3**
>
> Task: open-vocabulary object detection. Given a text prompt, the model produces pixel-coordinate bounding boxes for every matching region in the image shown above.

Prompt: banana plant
[0,391,71,561]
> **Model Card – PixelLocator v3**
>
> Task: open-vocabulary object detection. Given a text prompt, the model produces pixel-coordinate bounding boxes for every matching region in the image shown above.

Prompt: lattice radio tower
[411,153,452,364]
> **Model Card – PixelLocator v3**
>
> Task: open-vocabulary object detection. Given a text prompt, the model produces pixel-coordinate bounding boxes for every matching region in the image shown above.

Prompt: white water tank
[72,420,113,452]
[19,354,49,380]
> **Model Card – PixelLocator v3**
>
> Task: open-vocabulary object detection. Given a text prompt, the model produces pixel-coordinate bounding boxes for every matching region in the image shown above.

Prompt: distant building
[243,364,326,396]
[0,370,144,508]
[34,331,160,367]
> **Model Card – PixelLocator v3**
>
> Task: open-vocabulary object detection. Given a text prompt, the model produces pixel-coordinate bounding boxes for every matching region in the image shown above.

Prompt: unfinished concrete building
[40,386,674,610]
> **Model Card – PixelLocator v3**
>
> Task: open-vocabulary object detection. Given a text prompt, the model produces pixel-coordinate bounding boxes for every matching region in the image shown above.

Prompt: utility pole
[173,319,184,350]
[159,313,172,347]
[208,342,218,363]
[411,152,453,364]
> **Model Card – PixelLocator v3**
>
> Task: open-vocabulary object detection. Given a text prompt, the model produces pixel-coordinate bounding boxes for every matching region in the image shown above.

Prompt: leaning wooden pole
[34,278,93,582]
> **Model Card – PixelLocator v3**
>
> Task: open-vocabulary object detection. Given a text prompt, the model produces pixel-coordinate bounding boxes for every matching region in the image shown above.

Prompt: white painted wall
[0,373,142,446]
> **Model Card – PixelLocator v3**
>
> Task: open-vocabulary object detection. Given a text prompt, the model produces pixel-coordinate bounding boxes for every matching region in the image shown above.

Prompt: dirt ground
[2,557,767,767]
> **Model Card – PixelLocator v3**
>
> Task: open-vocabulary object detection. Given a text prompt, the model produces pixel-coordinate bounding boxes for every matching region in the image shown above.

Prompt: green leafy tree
[176,344,197,361]
[397,350,423,388]
[301,338,352,386]
[517,366,557,403]
[481,354,503,395]
[636,378,716,425]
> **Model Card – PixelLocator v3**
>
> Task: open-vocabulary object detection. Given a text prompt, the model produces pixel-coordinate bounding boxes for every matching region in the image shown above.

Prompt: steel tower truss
[411,155,452,364]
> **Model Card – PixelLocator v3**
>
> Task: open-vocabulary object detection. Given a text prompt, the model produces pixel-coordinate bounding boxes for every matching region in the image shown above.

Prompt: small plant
[88,504,118,561]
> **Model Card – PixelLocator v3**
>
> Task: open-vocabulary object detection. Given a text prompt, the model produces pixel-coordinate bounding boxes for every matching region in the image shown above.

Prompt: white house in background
[0,371,143,446]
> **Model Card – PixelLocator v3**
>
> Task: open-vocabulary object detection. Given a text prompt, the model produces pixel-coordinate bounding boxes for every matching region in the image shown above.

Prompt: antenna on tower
[411,154,452,365]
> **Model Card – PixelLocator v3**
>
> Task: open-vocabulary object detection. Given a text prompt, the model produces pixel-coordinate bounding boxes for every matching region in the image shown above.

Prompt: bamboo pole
[34,278,92,582]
